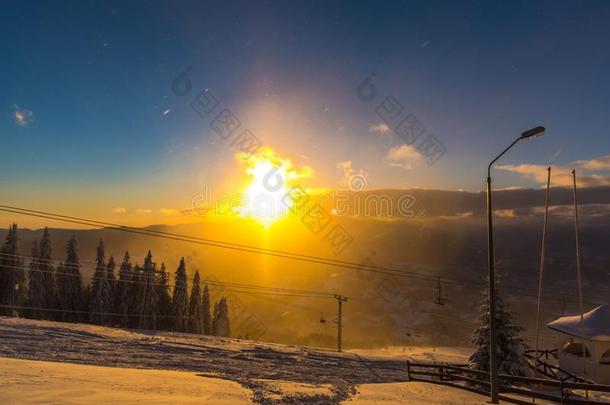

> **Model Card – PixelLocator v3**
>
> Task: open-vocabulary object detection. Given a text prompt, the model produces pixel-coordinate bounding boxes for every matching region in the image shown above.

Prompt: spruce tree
[128,263,143,328]
[114,251,132,327]
[188,271,203,334]
[0,224,26,316]
[212,297,230,337]
[202,284,212,335]
[89,239,110,325]
[37,228,56,320]
[106,255,116,324]
[212,300,218,334]
[172,257,189,332]
[56,236,83,322]
[27,241,43,319]
[156,262,172,330]
[469,292,530,376]
[138,251,159,330]
[106,255,116,297]
[82,284,91,318]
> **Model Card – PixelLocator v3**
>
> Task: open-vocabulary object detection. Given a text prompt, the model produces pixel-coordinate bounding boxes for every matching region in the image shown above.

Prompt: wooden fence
[523,349,595,384]
[407,361,610,404]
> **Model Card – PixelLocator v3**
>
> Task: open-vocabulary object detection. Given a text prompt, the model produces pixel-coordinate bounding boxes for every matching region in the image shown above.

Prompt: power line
[0,262,336,300]
[1,204,607,307]
[0,204,473,284]
[2,251,606,314]
[0,251,336,298]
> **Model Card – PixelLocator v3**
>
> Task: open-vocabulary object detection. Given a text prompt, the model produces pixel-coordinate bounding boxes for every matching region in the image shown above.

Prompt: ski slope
[0,316,489,404]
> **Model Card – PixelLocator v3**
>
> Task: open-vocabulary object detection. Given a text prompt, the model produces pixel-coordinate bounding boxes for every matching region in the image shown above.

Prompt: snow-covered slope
[0,357,252,404]
[0,316,487,404]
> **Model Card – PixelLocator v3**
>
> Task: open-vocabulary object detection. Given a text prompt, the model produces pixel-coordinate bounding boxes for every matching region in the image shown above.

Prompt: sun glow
[238,148,312,227]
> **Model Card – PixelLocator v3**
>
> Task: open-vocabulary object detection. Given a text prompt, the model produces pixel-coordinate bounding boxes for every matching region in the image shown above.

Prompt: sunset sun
[238,148,312,227]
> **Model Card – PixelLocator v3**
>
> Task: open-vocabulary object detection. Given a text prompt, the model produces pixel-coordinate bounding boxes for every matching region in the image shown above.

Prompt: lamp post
[486,126,545,403]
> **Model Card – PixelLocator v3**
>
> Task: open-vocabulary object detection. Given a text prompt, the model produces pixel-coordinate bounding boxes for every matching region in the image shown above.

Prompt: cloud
[135,208,152,214]
[386,144,421,169]
[497,154,610,187]
[369,122,390,135]
[495,209,516,217]
[574,155,610,171]
[111,207,127,214]
[13,105,33,127]
[160,208,180,216]
[336,160,368,190]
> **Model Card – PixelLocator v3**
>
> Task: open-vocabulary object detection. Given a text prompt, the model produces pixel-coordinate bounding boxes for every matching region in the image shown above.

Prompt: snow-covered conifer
[469,292,530,376]
[188,271,202,334]
[172,257,189,332]
[56,236,83,322]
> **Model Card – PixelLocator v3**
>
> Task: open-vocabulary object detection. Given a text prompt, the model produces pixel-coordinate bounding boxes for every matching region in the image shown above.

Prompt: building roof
[547,305,610,342]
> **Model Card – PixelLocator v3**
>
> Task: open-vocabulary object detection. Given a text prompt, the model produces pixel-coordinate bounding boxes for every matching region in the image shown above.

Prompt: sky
[2,0,610,226]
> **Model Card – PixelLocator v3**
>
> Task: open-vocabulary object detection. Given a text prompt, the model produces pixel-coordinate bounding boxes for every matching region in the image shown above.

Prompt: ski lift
[320,312,326,324]
[434,277,449,306]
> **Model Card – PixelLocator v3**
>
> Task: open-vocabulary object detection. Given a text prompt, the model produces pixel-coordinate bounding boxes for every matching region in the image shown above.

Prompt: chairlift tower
[334,295,348,352]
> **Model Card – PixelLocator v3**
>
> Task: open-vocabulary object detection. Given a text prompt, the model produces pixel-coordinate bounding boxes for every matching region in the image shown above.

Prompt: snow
[0,357,252,404]
[0,357,497,405]
[344,382,488,404]
[349,346,471,364]
[0,316,505,404]
[547,305,610,341]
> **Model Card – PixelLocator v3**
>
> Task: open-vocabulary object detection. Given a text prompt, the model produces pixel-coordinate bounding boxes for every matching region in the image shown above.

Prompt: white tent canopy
[547,305,610,342]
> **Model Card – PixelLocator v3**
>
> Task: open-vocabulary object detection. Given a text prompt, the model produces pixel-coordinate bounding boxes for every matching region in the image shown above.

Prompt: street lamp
[486,125,545,403]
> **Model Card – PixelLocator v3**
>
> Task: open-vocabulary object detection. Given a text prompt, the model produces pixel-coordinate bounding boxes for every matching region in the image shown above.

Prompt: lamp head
[520,126,545,139]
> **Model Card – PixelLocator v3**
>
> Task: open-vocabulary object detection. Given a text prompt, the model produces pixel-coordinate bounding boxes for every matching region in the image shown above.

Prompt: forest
[0,224,231,336]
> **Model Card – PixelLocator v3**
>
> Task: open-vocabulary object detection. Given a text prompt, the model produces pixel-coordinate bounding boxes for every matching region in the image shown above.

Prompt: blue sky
[2,0,610,223]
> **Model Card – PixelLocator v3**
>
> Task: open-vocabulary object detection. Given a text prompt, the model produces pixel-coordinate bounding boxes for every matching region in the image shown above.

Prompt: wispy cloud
[135,208,152,214]
[13,104,33,127]
[369,122,390,135]
[386,144,421,170]
[336,160,368,189]
[160,208,180,216]
[497,154,610,187]
[111,207,127,214]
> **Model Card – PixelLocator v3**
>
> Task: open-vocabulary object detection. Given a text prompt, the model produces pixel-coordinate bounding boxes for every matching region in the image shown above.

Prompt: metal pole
[335,295,347,352]
[484,130,544,403]
[487,174,499,404]
[534,167,551,376]
[572,170,587,381]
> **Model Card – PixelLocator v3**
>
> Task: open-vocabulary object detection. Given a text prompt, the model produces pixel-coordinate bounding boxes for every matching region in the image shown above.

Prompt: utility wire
[1,204,607,306]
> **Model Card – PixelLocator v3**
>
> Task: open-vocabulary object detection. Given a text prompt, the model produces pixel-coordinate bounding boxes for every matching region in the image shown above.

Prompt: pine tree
[468,292,530,376]
[106,255,116,324]
[106,255,116,298]
[89,239,110,325]
[156,262,172,330]
[82,284,91,317]
[0,224,26,316]
[27,241,43,319]
[202,283,212,335]
[128,263,143,328]
[36,228,56,320]
[114,251,132,327]
[138,251,159,330]
[212,297,230,337]
[56,236,83,322]
[188,271,203,334]
[172,257,189,332]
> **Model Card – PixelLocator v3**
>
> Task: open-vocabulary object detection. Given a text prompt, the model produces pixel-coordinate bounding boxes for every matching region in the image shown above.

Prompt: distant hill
[1,186,609,348]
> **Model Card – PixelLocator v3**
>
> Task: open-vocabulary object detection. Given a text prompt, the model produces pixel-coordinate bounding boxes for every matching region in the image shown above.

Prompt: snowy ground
[0,316,495,404]
[0,357,252,404]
